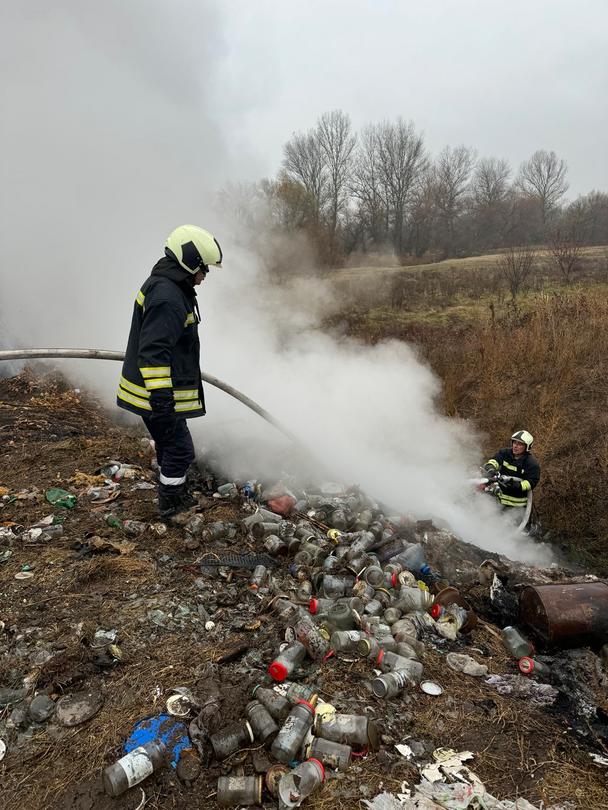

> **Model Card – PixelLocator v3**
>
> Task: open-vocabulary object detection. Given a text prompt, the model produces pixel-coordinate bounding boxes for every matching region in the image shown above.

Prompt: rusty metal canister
[519,582,608,646]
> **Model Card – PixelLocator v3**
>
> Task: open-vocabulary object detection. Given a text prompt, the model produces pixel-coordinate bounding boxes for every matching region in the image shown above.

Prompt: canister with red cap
[268,641,306,682]
[278,757,325,808]
[518,656,551,679]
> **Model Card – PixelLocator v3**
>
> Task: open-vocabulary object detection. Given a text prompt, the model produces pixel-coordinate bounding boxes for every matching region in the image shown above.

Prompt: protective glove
[499,478,522,493]
[483,463,499,478]
[150,390,177,442]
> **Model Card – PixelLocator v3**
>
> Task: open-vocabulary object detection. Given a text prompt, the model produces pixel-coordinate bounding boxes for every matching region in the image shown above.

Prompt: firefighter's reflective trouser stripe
[142,416,195,490]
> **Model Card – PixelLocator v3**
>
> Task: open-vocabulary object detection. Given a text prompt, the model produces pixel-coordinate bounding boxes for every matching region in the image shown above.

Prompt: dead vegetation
[1,370,608,809]
[331,260,608,572]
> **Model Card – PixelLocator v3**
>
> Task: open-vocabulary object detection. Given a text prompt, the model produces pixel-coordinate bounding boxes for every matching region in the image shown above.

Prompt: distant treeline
[222,110,608,268]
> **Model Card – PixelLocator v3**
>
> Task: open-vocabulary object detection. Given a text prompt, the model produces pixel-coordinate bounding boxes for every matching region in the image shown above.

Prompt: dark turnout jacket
[117,257,205,419]
[485,447,541,507]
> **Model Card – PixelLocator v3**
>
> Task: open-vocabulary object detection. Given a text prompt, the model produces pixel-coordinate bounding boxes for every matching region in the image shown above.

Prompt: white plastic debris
[485,674,558,707]
[421,749,474,783]
[446,652,488,677]
[395,743,414,759]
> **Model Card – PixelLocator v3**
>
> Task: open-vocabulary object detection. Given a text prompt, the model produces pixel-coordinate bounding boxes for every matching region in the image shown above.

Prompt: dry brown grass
[337,285,608,571]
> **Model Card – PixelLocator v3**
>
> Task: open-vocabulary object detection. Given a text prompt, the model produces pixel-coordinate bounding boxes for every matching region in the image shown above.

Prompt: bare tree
[549,229,582,285]
[283,130,326,222]
[350,124,389,247]
[471,158,510,208]
[517,149,569,225]
[499,246,537,306]
[470,157,511,249]
[317,110,356,250]
[433,145,476,257]
[375,119,426,256]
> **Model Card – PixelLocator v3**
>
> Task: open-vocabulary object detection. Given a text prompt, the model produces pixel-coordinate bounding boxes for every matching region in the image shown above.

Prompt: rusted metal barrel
[519,582,608,647]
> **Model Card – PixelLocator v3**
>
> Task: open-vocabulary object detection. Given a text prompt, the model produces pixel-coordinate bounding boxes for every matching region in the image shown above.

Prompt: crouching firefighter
[483,430,540,512]
[117,224,223,517]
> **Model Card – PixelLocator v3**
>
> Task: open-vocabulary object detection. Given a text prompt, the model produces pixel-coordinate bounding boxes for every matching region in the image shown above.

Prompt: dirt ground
[1,369,608,810]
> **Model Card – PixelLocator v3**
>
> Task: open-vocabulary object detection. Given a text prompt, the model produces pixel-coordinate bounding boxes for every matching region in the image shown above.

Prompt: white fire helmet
[511,430,534,452]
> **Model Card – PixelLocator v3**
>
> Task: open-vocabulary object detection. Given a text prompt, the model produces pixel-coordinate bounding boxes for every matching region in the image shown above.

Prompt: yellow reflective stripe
[184,312,196,326]
[499,494,528,506]
[503,461,518,472]
[486,459,499,470]
[120,375,150,399]
[139,366,171,379]
[136,290,145,307]
[174,388,199,400]
[175,399,202,412]
[144,377,173,391]
[520,480,532,491]
[117,387,152,411]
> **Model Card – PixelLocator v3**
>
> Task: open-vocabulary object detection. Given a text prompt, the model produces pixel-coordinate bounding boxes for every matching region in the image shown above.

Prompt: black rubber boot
[158,484,197,519]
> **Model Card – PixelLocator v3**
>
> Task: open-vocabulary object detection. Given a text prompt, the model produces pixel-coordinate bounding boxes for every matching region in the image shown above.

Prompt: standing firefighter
[484,429,540,509]
[117,225,223,517]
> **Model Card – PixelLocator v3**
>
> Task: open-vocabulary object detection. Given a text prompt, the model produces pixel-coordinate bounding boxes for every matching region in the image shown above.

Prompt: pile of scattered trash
[1,371,608,809]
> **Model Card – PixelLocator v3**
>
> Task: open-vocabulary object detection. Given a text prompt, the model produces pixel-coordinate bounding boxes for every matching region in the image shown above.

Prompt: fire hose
[0,348,299,444]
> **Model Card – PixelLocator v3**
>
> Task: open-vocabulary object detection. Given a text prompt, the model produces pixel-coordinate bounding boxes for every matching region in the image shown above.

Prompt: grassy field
[328,246,608,571]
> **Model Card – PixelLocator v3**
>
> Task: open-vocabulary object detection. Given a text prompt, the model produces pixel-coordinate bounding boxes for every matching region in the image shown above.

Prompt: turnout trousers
[142,416,195,495]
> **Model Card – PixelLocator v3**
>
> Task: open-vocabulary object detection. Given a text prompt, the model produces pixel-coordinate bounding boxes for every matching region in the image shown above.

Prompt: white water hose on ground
[0,348,299,444]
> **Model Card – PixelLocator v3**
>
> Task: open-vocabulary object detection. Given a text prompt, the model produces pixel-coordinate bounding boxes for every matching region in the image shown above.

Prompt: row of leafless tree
[253,110,608,266]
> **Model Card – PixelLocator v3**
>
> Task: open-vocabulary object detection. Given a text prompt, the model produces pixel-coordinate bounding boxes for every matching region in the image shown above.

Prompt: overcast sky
[217,0,608,197]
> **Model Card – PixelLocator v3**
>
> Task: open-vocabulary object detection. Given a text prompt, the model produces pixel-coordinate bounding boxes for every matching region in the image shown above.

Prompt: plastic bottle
[210,721,254,760]
[376,650,421,676]
[249,565,267,591]
[518,657,551,679]
[309,597,334,615]
[390,543,425,574]
[246,700,279,743]
[365,636,398,659]
[251,686,290,720]
[501,626,535,659]
[305,737,352,771]
[217,775,263,807]
[278,758,325,808]
[268,641,307,681]
[102,741,166,797]
[270,700,316,764]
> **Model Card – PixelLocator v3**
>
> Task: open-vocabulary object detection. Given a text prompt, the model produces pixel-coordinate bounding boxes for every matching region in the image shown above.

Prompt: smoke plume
[0,2,552,565]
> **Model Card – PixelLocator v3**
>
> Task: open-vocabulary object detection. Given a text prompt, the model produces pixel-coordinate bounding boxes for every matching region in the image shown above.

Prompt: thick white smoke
[0,2,551,565]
